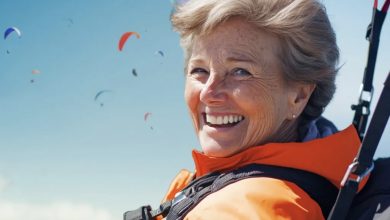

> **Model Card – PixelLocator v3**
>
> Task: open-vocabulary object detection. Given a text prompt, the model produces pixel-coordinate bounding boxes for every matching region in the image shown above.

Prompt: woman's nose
[199,75,227,105]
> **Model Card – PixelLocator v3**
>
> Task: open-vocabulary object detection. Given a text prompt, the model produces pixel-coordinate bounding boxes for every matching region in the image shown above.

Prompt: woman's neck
[270,118,301,143]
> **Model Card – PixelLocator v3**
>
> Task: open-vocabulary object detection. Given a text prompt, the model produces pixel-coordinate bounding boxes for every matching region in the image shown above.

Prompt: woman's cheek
[185,81,199,110]
[185,80,202,131]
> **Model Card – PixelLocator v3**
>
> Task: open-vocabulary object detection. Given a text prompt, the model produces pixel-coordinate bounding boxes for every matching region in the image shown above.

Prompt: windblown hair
[171,0,339,120]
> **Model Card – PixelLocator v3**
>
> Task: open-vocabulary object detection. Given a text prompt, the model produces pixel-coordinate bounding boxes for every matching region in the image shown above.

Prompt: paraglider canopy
[118,31,140,51]
[144,112,153,130]
[94,90,113,107]
[4,27,22,39]
[67,18,74,25]
[30,69,41,83]
[132,68,138,77]
[32,69,41,74]
[144,112,152,122]
[155,50,164,57]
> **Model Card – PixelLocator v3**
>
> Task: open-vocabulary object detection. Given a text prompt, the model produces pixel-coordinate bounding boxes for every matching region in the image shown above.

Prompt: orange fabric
[156,170,193,220]
[162,125,369,219]
[162,169,194,202]
[192,125,367,190]
[184,178,324,220]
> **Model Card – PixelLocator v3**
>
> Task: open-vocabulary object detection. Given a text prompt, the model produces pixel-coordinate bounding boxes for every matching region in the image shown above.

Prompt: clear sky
[0,0,389,220]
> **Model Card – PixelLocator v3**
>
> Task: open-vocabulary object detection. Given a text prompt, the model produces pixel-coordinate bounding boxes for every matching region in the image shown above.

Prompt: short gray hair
[171,0,339,120]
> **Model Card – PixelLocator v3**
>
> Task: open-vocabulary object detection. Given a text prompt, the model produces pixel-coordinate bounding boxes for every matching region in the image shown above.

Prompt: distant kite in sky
[4,27,22,54]
[66,18,74,27]
[30,69,41,83]
[118,31,140,51]
[144,112,154,130]
[155,50,164,57]
[132,68,138,77]
[94,90,112,107]
[4,27,22,39]
[144,112,152,122]
[32,69,41,74]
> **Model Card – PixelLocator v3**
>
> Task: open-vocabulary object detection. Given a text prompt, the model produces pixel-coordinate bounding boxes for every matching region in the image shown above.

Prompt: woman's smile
[203,113,244,127]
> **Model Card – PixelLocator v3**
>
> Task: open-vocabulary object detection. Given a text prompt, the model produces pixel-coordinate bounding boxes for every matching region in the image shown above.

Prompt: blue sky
[0,0,389,219]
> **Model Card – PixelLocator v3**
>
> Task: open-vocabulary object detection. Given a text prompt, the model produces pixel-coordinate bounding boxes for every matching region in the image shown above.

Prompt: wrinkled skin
[185,17,315,157]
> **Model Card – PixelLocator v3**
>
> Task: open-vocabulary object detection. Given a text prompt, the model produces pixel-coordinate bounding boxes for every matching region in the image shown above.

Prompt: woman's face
[185,17,296,158]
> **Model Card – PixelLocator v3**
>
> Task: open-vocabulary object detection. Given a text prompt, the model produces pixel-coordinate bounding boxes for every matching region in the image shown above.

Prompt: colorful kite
[32,69,41,74]
[118,31,140,51]
[4,27,21,39]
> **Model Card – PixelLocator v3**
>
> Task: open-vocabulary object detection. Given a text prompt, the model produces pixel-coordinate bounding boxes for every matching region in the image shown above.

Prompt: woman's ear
[288,83,316,119]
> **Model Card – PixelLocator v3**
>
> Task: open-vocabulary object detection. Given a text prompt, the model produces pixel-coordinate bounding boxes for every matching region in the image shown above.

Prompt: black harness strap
[328,72,390,220]
[352,0,389,140]
[328,0,390,218]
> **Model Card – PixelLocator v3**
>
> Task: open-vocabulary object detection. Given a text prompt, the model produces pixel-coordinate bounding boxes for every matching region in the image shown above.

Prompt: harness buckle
[351,84,374,117]
[340,161,374,187]
[172,191,187,206]
[358,84,374,110]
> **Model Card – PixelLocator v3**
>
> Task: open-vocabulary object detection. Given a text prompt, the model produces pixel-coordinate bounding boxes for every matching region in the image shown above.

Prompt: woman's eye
[189,68,209,75]
[231,68,252,78]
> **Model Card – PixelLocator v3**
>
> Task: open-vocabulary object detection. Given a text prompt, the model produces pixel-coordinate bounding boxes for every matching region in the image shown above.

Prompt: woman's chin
[201,143,237,158]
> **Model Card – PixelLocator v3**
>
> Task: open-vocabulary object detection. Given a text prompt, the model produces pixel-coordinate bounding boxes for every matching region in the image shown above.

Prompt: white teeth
[206,114,244,125]
[216,116,223,124]
[207,115,217,124]
[223,116,229,124]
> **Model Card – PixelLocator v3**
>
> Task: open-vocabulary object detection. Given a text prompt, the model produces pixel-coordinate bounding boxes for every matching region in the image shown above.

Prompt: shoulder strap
[346,157,390,219]
[328,1,390,218]
[124,163,338,220]
[163,163,338,220]
[328,72,390,220]
[352,0,389,140]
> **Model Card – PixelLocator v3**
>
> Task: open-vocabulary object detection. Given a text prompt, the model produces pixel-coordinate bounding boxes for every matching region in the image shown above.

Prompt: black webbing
[328,72,390,220]
[356,72,390,170]
[329,0,390,218]
[352,0,389,140]
[327,181,360,220]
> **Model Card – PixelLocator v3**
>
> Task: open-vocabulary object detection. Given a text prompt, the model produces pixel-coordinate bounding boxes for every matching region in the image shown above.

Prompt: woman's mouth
[203,113,244,128]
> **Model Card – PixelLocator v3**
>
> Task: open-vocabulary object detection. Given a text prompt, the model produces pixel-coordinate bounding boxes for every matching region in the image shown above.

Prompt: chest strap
[124,163,338,220]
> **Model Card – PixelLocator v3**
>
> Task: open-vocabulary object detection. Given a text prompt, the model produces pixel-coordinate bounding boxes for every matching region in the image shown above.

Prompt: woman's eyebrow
[226,50,265,62]
[225,54,253,62]
[188,52,269,69]
[226,52,270,70]
[188,57,207,65]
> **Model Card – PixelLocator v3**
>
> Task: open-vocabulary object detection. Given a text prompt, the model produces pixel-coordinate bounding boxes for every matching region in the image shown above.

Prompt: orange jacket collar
[192,125,364,189]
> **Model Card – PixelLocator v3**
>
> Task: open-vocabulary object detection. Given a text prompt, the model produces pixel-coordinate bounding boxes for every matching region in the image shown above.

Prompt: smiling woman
[124,0,371,219]
[185,17,315,158]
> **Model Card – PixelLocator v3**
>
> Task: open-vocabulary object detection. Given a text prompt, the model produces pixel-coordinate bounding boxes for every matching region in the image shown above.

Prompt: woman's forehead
[189,30,280,72]
[191,18,280,57]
